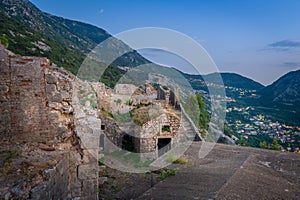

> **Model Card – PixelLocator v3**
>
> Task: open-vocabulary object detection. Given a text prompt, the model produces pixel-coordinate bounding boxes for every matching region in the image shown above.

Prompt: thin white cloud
[98,9,104,14]
[269,40,300,48]
[281,62,300,68]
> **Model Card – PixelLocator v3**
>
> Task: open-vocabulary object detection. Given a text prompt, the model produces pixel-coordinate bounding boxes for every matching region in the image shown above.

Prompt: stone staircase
[180,107,203,142]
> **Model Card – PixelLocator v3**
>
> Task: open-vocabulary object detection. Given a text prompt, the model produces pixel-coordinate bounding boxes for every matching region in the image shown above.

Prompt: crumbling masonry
[0,44,101,199]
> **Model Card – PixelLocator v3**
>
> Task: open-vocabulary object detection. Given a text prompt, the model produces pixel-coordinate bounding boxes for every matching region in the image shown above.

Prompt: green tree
[259,141,268,149]
[183,94,210,130]
[0,36,8,47]
[270,139,280,150]
[196,94,205,110]
[196,94,210,130]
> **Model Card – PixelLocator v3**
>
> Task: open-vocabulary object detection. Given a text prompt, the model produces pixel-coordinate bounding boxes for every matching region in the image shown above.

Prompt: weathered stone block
[46,74,58,84]
[80,134,100,149]
[48,102,63,110]
[70,180,82,197]
[82,179,98,199]
[46,84,56,94]
[62,105,73,114]
[78,164,98,180]
[82,149,99,164]
[57,125,68,134]
[49,110,60,122]
[49,93,63,102]
[61,91,71,100]
[0,85,9,93]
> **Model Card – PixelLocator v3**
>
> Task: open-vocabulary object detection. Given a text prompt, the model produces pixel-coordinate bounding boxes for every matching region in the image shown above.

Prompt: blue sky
[30,0,300,85]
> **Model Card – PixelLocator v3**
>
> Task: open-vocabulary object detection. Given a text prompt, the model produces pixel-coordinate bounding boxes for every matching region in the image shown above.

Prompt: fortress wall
[0,45,100,199]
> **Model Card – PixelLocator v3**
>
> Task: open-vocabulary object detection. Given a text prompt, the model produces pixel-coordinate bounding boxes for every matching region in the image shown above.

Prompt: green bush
[173,158,188,164]
[259,141,268,149]
[166,155,177,163]
[100,109,113,118]
[183,94,210,130]
[159,168,179,180]
[126,100,133,106]
[113,112,131,123]
[270,139,280,150]
[162,126,171,132]
[98,158,105,166]
[167,155,188,164]
[0,36,8,47]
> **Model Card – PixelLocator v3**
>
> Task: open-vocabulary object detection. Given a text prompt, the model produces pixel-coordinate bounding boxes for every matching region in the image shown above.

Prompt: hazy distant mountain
[0,0,149,75]
[258,70,300,105]
[182,72,264,92]
[241,70,300,125]
[206,73,264,91]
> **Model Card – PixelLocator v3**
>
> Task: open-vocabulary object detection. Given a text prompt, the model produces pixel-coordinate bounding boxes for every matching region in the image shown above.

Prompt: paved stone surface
[137,142,300,200]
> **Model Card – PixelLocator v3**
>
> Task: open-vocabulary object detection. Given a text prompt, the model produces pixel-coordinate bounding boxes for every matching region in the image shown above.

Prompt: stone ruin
[0,43,201,198]
[100,83,193,162]
[0,44,102,199]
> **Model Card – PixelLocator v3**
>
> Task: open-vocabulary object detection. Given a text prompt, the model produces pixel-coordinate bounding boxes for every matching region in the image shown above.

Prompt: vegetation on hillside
[0,11,83,74]
[259,139,281,150]
[183,94,210,130]
[0,0,149,80]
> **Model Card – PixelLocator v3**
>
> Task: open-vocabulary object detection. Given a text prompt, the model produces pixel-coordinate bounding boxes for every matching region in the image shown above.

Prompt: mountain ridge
[181,70,265,92]
[1,0,299,119]
[0,0,111,53]
[258,69,300,103]
[0,0,149,75]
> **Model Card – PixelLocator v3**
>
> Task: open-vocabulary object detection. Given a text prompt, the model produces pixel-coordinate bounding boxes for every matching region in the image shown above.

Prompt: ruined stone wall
[157,86,180,109]
[0,49,51,142]
[29,154,70,199]
[157,86,169,103]
[139,119,159,154]
[115,84,137,95]
[99,116,124,150]
[0,45,11,137]
[0,45,100,199]
[168,114,181,135]
[0,47,74,145]
[169,89,180,109]
[94,82,111,112]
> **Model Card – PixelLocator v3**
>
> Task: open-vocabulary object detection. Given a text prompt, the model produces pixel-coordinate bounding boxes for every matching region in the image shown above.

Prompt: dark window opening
[162,125,171,132]
[101,125,105,130]
[122,134,136,152]
[158,138,171,157]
